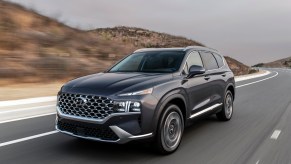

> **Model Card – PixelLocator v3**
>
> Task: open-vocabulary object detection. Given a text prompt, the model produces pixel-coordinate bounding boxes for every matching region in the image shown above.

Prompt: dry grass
[253,57,291,68]
[0,1,250,85]
[0,82,63,101]
[225,56,251,76]
[0,1,252,100]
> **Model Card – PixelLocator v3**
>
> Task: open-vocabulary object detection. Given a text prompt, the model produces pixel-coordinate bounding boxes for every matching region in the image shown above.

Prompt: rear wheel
[154,104,184,154]
[216,90,233,121]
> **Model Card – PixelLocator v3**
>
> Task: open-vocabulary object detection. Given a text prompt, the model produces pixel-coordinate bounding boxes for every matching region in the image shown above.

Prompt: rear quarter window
[213,53,224,68]
[200,52,219,70]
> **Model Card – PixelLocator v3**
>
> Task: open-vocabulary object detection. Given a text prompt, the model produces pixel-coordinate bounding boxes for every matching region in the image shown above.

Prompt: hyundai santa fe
[56,46,235,154]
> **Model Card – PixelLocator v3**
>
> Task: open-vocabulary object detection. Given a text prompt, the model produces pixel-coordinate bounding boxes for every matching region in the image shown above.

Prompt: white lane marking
[270,130,281,140]
[0,112,56,124]
[236,72,278,88]
[0,72,279,123]
[0,96,57,107]
[0,105,55,114]
[0,71,279,125]
[0,131,58,147]
[235,71,270,82]
[0,70,281,148]
[256,160,260,164]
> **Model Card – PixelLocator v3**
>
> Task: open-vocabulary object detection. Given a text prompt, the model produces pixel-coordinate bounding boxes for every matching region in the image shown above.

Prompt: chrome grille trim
[58,93,115,120]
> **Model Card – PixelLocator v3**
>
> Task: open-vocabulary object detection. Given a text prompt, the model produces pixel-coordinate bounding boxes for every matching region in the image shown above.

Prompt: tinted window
[183,51,203,74]
[200,52,219,70]
[109,51,185,73]
[213,53,224,68]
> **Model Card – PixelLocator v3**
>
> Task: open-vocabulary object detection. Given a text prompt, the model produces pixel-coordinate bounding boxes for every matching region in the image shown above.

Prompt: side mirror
[188,65,206,78]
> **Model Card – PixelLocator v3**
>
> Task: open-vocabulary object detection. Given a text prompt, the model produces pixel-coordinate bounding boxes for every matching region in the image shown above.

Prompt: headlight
[118,88,153,96]
[114,101,141,113]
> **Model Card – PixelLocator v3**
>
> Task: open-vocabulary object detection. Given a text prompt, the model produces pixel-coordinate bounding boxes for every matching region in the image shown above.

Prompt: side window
[183,51,203,74]
[200,52,219,70]
[213,53,224,68]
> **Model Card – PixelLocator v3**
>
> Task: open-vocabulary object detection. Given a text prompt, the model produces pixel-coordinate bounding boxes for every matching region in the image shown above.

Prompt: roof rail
[133,46,219,53]
[184,46,219,52]
[134,48,157,53]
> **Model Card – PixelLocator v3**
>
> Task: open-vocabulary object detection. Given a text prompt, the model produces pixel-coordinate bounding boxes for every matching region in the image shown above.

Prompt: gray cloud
[7,0,291,65]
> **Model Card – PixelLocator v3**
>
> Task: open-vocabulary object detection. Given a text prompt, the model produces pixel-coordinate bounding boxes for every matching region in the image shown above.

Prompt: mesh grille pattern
[57,120,119,141]
[58,93,115,120]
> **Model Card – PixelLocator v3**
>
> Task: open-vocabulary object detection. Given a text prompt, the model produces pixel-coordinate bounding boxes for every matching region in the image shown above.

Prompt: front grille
[58,93,115,120]
[57,120,119,141]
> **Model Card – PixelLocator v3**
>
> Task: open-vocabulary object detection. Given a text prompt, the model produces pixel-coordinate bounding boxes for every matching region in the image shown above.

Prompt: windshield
[109,51,186,73]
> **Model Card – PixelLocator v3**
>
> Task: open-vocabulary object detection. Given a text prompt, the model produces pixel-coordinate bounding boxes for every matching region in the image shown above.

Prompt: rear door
[212,53,228,101]
[199,51,223,106]
[183,51,213,116]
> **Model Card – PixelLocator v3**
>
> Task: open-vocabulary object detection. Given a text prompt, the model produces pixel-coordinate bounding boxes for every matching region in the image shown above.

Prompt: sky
[7,0,291,65]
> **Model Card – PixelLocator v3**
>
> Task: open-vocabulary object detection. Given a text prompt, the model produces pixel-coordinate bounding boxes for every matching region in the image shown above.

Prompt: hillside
[253,57,291,68]
[90,27,204,48]
[0,1,251,85]
[224,57,252,76]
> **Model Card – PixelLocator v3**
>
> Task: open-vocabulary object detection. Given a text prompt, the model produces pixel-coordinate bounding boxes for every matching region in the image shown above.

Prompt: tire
[153,104,184,154]
[216,90,234,121]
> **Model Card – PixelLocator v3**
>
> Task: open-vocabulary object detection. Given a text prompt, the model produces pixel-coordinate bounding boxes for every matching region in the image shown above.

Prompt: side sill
[190,103,222,119]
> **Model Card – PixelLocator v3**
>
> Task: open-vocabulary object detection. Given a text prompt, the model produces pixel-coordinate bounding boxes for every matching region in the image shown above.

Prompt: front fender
[151,89,188,135]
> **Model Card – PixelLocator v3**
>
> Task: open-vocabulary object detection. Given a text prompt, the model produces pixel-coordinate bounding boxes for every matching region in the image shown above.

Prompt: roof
[134,46,219,53]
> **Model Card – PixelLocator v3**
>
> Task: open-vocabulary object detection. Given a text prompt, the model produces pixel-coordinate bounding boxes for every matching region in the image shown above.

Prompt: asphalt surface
[1,68,291,164]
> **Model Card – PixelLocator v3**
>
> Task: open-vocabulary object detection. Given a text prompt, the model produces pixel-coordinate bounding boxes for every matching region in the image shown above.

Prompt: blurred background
[1,0,290,100]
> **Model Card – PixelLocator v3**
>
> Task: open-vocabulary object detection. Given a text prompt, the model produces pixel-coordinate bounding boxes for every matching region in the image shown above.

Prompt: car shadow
[55,115,221,163]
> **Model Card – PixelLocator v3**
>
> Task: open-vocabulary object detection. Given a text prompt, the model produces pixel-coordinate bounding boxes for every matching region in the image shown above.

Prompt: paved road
[0,68,291,164]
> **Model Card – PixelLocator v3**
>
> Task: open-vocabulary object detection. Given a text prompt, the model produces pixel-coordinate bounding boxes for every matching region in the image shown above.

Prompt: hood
[62,72,173,96]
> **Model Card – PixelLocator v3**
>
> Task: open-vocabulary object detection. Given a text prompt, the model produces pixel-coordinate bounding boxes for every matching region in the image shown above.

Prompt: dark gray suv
[56,46,235,154]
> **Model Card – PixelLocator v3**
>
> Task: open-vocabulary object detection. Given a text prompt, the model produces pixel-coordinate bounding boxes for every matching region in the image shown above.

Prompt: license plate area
[76,127,86,136]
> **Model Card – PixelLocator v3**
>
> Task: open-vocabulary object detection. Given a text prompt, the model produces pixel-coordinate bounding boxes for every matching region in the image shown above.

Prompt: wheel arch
[152,89,188,135]
[226,83,235,100]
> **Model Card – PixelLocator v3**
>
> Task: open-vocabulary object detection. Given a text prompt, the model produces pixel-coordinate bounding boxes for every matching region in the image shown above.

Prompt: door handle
[222,73,226,77]
[204,75,210,80]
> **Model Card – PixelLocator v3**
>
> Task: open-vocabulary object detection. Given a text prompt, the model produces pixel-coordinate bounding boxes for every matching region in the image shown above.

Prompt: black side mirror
[188,65,206,78]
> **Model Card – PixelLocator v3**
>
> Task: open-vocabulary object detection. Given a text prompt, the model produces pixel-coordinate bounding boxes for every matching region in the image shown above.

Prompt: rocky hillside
[0,1,251,85]
[0,1,133,83]
[225,57,252,76]
[253,57,291,68]
[90,27,204,48]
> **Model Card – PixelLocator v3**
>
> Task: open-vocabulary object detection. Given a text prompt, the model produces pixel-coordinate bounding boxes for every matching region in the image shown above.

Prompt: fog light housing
[129,102,141,112]
[114,101,126,112]
[133,102,141,107]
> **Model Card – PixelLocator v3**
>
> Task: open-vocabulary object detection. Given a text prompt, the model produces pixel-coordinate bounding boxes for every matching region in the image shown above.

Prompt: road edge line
[0,105,55,114]
[0,131,58,147]
[235,70,270,82]
[236,72,278,88]
[0,96,57,107]
[0,112,56,124]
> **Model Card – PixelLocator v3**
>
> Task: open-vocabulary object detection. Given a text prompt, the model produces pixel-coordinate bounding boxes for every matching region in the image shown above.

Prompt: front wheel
[154,104,184,154]
[216,90,233,121]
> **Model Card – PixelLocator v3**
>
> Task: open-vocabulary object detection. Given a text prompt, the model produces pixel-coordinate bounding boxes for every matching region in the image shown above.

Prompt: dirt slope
[253,57,291,68]
[0,1,250,85]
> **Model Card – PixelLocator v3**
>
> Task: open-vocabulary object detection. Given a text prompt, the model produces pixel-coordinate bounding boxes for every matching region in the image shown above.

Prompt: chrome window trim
[180,50,226,75]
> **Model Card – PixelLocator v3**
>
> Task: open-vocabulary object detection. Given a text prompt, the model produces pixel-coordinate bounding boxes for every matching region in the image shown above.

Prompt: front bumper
[56,108,153,144]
